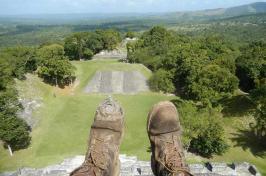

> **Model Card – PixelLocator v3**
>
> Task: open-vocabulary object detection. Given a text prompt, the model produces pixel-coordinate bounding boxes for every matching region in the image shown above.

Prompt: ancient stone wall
[0,155,261,176]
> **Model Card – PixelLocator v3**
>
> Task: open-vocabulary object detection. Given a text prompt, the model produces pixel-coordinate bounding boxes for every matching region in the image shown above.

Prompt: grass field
[0,60,265,175]
[0,60,174,171]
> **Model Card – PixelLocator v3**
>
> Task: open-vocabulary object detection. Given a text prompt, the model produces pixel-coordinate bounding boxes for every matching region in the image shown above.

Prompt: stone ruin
[0,155,261,176]
[93,49,127,60]
[92,38,137,60]
[17,98,42,128]
[84,71,149,94]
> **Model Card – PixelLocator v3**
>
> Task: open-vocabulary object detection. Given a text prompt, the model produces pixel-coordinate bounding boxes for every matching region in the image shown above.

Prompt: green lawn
[212,115,266,175]
[0,60,265,175]
[0,60,173,171]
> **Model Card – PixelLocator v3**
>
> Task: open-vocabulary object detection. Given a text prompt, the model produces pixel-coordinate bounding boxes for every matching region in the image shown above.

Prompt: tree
[235,41,266,144]
[0,89,22,116]
[128,47,162,71]
[0,57,12,90]
[127,27,178,71]
[188,64,239,106]
[0,90,30,155]
[162,41,209,95]
[2,47,38,79]
[64,32,89,60]
[141,26,176,55]
[173,100,207,149]
[173,100,229,156]
[36,43,76,86]
[250,84,266,145]
[85,32,104,54]
[38,58,76,87]
[128,27,239,106]
[83,48,94,60]
[125,31,136,39]
[0,77,31,155]
[236,41,266,92]
[37,44,65,60]
[96,29,122,50]
[0,115,31,154]
[190,121,229,157]
[64,30,121,60]
[149,69,175,93]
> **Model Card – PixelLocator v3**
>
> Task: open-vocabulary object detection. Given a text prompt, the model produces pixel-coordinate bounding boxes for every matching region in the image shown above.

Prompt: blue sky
[0,0,265,15]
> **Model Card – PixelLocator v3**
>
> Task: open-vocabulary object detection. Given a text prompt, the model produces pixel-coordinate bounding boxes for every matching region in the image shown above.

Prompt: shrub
[174,100,207,149]
[37,44,65,60]
[0,115,31,151]
[38,58,76,86]
[83,48,94,60]
[173,100,229,157]
[125,31,136,39]
[149,69,175,93]
[190,121,229,157]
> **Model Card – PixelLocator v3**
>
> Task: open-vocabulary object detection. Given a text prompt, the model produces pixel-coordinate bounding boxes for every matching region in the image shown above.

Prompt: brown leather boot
[70,97,124,176]
[147,101,193,176]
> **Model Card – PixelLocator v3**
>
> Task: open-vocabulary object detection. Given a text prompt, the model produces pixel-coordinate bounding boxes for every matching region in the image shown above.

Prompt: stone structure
[93,49,127,60]
[84,71,149,94]
[17,98,42,128]
[0,155,261,176]
[92,38,137,61]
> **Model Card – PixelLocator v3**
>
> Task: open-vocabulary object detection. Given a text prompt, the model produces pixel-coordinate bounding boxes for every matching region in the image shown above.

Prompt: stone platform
[0,155,261,176]
[84,71,149,94]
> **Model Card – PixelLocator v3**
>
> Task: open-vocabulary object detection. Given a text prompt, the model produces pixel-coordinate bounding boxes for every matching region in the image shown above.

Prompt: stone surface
[93,49,127,60]
[0,155,261,176]
[17,98,42,128]
[84,71,149,94]
[122,38,138,48]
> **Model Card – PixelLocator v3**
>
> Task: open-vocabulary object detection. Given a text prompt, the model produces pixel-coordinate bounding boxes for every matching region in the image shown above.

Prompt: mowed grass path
[0,60,265,175]
[0,60,174,171]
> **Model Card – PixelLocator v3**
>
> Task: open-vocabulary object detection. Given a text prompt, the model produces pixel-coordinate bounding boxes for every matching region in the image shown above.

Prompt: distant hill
[161,2,266,22]
[188,2,266,17]
[0,2,266,48]
[133,2,266,24]
[1,2,266,25]
[222,2,266,16]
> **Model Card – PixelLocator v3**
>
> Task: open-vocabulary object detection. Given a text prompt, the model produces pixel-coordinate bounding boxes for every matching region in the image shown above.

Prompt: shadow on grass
[220,95,255,117]
[147,146,151,153]
[231,129,266,157]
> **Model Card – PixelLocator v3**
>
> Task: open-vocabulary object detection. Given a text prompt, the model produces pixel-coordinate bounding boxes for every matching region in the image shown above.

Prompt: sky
[0,0,265,15]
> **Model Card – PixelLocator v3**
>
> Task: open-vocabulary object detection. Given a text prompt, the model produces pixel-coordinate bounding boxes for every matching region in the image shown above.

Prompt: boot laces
[158,135,193,176]
[78,137,109,175]
[165,142,183,171]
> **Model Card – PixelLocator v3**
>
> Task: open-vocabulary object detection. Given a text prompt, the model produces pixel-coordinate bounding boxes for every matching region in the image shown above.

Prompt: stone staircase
[0,155,261,176]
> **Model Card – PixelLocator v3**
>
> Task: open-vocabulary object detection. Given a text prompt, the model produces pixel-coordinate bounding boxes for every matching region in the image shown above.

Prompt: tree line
[127,26,266,157]
[64,29,122,60]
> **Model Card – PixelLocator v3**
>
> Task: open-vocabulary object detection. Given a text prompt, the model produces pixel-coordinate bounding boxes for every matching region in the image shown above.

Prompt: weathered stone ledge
[0,155,261,176]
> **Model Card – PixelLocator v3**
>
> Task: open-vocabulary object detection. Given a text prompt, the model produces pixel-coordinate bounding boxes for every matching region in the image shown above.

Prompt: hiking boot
[147,101,192,176]
[70,97,124,176]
